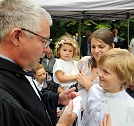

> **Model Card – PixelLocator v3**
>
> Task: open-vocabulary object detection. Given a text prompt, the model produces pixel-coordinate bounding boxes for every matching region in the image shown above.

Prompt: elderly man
[41,49,56,75]
[0,0,77,126]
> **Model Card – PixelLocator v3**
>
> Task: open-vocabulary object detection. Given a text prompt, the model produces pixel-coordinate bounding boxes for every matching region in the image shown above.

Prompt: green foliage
[50,18,134,50]
[95,21,112,29]
[129,19,134,40]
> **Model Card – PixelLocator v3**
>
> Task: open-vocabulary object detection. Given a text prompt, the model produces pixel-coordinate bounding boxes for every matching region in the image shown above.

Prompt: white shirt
[33,80,43,91]
[53,59,79,90]
[33,79,48,91]
[46,59,49,65]
[25,76,41,99]
[129,38,134,54]
[81,84,133,126]
[114,36,118,43]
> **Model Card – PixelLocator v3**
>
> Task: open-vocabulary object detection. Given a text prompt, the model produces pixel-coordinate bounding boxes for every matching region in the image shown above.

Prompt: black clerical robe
[0,57,59,126]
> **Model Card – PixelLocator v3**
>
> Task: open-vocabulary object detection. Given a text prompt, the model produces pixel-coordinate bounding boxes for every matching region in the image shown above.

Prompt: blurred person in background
[80,30,92,57]
[126,81,134,98]
[41,49,56,76]
[128,38,134,55]
[112,28,123,48]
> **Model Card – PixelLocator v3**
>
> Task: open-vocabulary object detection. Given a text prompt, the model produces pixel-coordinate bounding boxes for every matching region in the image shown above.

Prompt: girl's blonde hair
[55,33,78,58]
[99,48,134,89]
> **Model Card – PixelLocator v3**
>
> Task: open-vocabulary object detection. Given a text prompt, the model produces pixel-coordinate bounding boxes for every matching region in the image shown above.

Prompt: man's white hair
[0,0,52,41]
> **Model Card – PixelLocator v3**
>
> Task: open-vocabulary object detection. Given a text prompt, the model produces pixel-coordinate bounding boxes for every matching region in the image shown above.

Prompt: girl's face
[59,44,74,61]
[98,61,123,93]
[91,38,112,62]
[35,68,46,82]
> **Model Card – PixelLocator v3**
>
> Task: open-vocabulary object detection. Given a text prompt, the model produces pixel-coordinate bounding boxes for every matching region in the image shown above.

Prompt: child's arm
[55,70,78,83]
[58,86,64,92]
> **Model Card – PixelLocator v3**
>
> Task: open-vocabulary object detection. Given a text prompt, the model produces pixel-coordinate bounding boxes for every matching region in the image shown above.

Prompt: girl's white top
[81,84,133,126]
[53,59,79,90]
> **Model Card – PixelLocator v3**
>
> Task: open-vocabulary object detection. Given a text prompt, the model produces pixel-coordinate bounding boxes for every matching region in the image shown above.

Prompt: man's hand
[58,87,79,105]
[56,100,77,126]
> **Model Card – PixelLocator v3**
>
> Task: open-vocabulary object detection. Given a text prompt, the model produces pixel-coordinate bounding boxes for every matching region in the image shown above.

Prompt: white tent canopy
[32,0,134,20]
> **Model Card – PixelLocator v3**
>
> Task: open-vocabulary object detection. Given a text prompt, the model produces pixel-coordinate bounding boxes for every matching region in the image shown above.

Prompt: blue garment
[126,88,134,99]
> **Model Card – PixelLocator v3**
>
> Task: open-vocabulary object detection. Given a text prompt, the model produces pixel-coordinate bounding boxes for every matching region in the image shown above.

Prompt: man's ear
[10,28,23,46]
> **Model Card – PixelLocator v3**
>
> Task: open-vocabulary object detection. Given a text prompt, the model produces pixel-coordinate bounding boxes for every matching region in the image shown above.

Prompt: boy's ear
[120,79,127,86]
[112,43,115,48]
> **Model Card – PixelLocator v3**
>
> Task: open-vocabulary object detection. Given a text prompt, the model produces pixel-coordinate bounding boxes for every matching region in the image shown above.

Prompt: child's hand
[100,114,111,126]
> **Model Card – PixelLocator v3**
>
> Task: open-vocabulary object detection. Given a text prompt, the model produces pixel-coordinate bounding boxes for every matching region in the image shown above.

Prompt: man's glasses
[21,28,51,48]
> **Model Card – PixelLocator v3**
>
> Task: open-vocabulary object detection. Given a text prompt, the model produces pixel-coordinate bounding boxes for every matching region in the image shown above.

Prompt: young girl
[32,63,64,124]
[53,34,79,91]
[32,63,64,93]
[81,48,134,126]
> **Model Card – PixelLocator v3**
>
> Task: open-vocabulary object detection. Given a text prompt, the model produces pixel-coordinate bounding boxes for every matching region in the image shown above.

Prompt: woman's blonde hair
[99,48,134,89]
[32,63,45,75]
[55,33,78,58]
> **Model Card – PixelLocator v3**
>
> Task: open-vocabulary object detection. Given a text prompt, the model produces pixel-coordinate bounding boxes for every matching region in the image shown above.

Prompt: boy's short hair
[99,48,134,89]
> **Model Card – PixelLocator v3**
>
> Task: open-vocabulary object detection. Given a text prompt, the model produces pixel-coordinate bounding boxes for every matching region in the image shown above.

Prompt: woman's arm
[77,72,92,90]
